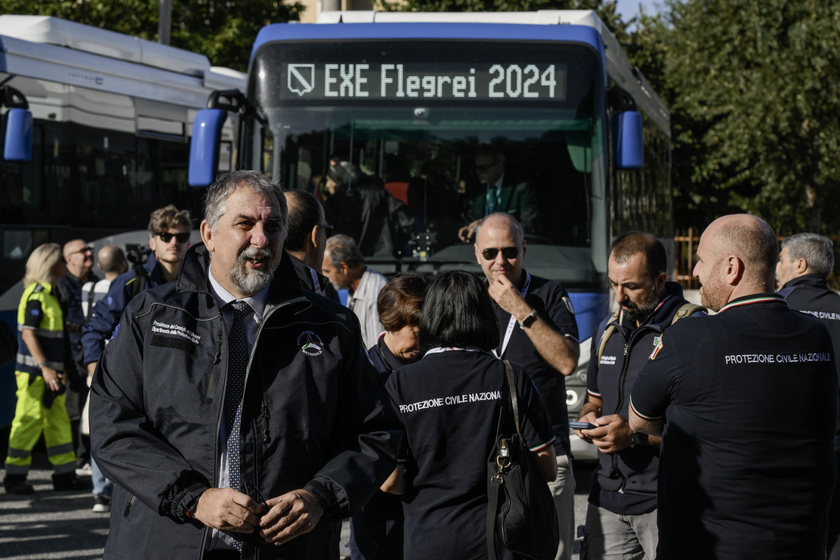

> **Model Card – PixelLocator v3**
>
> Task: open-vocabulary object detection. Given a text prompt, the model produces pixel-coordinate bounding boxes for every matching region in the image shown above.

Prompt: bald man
[474,212,579,560]
[54,239,99,472]
[630,215,837,559]
[81,246,127,320]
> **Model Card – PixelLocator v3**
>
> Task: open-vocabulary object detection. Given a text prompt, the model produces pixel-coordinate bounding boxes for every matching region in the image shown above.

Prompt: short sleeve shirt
[630,295,837,559]
[494,272,578,454]
[386,350,555,560]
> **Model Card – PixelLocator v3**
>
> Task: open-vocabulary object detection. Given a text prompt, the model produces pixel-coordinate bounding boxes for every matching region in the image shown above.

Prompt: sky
[615,0,662,21]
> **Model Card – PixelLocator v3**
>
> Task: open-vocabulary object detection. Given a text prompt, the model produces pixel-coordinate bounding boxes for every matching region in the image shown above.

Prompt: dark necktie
[486,185,499,214]
[224,300,249,551]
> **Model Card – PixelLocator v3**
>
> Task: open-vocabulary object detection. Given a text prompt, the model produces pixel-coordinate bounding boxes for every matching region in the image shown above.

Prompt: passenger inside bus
[458,145,538,242]
[321,159,414,258]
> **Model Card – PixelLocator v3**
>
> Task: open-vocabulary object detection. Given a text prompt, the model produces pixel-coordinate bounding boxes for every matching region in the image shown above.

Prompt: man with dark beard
[575,231,704,560]
[90,170,398,559]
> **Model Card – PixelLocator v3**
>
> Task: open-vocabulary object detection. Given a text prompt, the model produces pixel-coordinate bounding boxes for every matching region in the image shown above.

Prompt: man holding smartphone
[576,231,703,560]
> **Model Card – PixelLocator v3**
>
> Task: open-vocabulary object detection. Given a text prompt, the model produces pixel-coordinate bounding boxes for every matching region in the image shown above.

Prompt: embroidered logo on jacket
[649,336,664,360]
[297,331,324,356]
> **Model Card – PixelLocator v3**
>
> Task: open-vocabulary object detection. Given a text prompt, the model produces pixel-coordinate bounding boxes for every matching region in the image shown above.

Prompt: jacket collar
[781,273,829,291]
[719,293,786,313]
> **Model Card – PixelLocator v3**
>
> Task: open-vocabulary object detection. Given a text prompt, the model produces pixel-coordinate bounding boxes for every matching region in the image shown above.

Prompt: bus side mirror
[614,111,644,170]
[4,108,32,162]
[188,108,227,187]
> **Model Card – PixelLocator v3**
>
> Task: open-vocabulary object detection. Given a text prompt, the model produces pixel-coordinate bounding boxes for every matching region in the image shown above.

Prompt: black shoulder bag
[487,360,559,560]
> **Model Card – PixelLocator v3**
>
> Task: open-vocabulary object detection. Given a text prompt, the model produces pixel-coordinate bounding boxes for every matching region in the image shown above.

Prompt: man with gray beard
[575,231,704,560]
[90,170,398,559]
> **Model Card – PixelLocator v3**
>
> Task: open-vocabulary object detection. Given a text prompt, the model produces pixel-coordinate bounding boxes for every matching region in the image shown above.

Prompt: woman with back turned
[384,270,556,559]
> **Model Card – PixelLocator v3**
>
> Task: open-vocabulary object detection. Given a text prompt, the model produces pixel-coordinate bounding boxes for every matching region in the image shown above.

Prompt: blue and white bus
[189,10,673,459]
[0,15,245,427]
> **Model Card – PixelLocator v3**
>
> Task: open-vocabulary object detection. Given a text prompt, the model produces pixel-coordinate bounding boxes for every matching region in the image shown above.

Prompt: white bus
[189,10,674,460]
[0,15,245,426]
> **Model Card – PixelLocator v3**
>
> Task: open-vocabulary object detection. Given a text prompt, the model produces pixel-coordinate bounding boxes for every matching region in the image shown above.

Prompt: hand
[580,414,633,454]
[259,489,324,546]
[41,367,62,392]
[190,488,263,533]
[487,274,531,320]
[458,220,480,243]
[574,412,598,443]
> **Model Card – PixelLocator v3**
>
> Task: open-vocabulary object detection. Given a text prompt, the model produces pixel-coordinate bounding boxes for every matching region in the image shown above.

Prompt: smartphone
[569,421,597,430]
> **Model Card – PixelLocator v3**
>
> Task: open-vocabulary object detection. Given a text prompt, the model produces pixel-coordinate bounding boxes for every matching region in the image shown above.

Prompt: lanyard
[492,272,531,360]
[307,266,322,295]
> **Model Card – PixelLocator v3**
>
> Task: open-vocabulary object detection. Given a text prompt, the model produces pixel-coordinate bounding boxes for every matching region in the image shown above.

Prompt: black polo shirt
[631,294,837,559]
[386,350,555,560]
[493,271,579,455]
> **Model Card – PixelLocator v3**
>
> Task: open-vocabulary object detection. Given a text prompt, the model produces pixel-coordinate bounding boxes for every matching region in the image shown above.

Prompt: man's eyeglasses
[481,247,519,261]
[157,232,190,244]
[475,163,498,172]
[70,246,93,256]
[318,223,334,236]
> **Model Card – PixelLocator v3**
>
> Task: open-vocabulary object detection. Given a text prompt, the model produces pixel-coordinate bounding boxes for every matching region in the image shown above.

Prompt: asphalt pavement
[1,452,595,559]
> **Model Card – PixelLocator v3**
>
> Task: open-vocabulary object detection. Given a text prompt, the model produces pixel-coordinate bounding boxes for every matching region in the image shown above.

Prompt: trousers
[5,373,76,476]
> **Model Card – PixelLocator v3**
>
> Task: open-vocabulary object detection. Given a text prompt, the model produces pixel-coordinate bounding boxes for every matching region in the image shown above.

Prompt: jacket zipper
[203,332,223,404]
[611,323,661,492]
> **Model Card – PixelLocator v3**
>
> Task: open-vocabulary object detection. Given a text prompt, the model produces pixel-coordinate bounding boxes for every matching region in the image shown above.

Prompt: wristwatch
[631,431,649,447]
[519,308,538,329]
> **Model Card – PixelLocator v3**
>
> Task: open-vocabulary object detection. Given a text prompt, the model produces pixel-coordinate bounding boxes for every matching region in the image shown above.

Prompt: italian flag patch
[649,335,664,360]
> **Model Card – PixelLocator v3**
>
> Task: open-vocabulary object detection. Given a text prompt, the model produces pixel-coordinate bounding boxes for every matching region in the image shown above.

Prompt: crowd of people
[2,167,839,560]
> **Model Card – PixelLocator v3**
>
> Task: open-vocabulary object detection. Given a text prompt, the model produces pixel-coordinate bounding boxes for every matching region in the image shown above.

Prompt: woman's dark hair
[420,271,500,353]
[378,274,431,332]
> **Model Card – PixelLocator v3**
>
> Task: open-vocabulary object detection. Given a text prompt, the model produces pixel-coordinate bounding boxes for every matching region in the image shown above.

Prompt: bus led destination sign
[283,63,566,101]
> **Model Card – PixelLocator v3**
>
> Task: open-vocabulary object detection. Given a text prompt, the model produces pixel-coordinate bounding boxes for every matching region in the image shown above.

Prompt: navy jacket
[586,282,700,513]
[90,245,398,559]
[81,255,165,365]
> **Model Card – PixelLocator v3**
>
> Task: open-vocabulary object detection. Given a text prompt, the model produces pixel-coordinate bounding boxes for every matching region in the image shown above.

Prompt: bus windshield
[244,40,608,288]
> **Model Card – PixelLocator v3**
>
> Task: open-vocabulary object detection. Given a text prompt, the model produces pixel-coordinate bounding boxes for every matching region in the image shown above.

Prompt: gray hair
[204,170,286,234]
[325,234,364,269]
[781,233,835,278]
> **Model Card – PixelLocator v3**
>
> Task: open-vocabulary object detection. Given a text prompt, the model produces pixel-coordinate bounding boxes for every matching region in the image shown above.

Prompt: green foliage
[0,0,304,71]
[662,0,840,234]
[375,0,632,40]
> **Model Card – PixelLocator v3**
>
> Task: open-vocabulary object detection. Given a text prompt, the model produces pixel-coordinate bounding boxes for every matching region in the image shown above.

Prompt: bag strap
[487,360,521,560]
[670,302,706,325]
[596,309,621,365]
[503,359,522,438]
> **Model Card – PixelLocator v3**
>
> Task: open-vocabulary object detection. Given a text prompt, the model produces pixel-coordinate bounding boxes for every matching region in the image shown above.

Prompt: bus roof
[0,15,245,92]
[254,10,668,131]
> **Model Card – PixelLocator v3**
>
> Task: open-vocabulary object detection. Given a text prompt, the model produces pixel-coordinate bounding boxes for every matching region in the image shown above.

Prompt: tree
[0,0,304,71]
[375,0,633,40]
[662,0,840,234]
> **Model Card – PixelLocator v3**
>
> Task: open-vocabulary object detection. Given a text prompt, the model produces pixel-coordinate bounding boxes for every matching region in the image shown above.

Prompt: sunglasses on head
[157,232,190,243]
[481,246,519,261]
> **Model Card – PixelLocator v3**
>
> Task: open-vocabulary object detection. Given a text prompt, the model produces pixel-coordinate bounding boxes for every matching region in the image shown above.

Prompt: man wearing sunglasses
[54,239,99,476]
[82,204,192,378]
[474,212,580,560]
